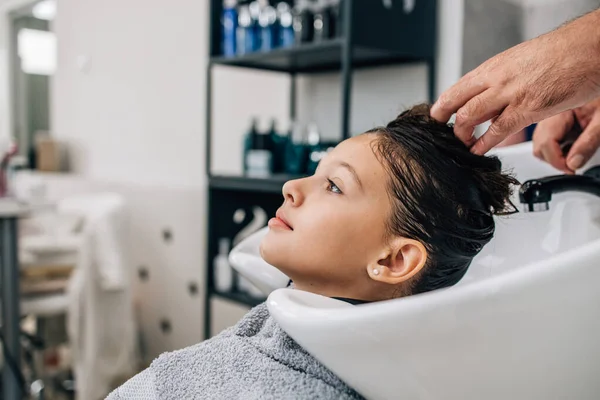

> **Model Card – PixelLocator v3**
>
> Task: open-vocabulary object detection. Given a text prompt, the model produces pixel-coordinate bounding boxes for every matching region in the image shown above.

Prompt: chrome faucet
[519,166,600,212]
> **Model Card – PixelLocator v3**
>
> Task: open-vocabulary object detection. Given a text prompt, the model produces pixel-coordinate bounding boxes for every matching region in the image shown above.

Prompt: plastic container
[313,0,335,42]
[277,2,295,47]
[221,0,238,56]
[259,5,278,51]
[214,238,234,292]
[293,0,314,45]
[329,0,343,38]
[246,150,273,177]
[237,4,254,55]
[284,121,308,174]
[248,0,263,51]
[270,119,289,173]
[243,118,259,173]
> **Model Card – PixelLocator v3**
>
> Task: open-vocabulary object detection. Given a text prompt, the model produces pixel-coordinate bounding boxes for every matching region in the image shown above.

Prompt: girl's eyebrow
[338,161,363,191]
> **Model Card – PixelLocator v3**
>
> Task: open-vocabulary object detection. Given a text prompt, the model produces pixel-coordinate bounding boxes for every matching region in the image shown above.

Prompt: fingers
[540,140,572,174]
[566,111,600,171]
[532,112,574,173]
[453,90,506,145]
[430,74,487,124]
[470,106,531,155]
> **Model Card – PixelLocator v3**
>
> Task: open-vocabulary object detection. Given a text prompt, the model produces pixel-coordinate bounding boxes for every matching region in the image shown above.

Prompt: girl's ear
[366,238,427,284]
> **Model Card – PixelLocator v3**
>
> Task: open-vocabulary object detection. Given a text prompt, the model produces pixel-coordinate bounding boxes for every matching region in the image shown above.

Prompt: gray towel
[107,303,364,399]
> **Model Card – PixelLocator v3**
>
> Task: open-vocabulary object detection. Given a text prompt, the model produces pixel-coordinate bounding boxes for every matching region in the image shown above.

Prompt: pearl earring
[372,269,380,276]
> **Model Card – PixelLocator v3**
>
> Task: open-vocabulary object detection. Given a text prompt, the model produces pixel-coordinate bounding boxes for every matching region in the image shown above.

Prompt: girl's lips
[269,210,292,230]
[268,217,292,230]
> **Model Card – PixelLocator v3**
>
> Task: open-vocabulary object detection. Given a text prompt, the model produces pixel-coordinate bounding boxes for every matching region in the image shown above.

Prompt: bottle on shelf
[214,238,234,293]
[284,121,309,174]
[329,0,343,38]
[306,123,323,174]
[312,0,325,42]
[221,0,238,57]
[246,118,274,177]
[307,122,321,147]
[237,2,254,55]
[248,0,264,52]
[243,117,259,172]
[259,4,278,51]
[276,2,295,48]
[313,0,335,42]
[293,0,315,45]
[270,119,289,173]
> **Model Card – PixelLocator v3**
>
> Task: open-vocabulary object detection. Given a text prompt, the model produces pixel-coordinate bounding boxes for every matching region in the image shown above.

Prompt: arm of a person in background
[431,8,600,155]
[532,97,600,174]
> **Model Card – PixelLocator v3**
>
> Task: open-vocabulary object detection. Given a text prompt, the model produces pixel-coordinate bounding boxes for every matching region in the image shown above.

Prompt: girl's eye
[327,179,343,194]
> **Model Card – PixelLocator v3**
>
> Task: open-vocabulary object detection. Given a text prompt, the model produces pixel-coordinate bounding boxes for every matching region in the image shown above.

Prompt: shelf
[209,174,305,194]
[210,39,425,74]
[212,290,265,308]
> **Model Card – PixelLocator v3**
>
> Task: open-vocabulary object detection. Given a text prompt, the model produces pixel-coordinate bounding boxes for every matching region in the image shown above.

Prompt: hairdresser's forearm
[565,8,600,87]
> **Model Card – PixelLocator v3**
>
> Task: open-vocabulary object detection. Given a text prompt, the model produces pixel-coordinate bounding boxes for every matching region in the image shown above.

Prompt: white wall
[52,0,295,183]
[519,0,599,40]
[52,0,207,187]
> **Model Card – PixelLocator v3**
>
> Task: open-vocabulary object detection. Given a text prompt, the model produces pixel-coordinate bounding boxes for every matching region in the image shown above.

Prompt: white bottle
[214,238,233,292]
[307,123,321,146]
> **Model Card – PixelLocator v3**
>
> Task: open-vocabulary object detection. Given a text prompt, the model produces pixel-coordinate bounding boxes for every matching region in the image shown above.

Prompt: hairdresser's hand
[532,97,600,174]
[430,8,600,155]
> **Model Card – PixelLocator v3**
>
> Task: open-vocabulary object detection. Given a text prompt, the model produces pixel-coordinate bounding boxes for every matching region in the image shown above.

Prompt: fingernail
[568,154,585,170]
[430,104,439,118]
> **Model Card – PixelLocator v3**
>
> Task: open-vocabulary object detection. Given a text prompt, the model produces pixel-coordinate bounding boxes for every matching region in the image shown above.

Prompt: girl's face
[260,134,426,300]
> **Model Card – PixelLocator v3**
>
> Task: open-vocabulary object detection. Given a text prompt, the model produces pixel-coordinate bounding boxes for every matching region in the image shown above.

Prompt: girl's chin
[259,236,277,264]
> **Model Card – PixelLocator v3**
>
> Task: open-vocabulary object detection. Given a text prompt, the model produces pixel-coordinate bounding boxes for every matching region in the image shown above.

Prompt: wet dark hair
[367,103,519,296]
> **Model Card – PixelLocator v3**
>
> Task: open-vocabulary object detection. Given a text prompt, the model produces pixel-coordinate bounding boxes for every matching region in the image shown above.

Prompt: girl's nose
[282,178,306,207]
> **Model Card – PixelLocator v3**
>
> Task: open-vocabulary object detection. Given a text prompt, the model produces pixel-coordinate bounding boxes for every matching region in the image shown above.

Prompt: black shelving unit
[210,174,303,193]
[204,0,437,339]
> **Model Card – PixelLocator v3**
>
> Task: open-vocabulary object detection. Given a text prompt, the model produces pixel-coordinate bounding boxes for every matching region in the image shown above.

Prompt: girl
[108,104,518,400]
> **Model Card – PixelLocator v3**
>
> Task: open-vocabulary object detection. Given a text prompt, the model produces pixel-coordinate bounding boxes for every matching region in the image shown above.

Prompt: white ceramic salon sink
[461,143,600,285]
[230,142,600,400]
[228,227,289,294]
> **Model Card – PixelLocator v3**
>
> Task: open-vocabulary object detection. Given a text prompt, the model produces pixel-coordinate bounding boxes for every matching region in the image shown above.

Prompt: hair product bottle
[222,0,238,56]
[214,238,233,292]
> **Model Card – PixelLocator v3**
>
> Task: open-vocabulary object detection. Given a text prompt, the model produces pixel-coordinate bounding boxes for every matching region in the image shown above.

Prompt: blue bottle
[237,4,253,55]
[222,0,238,57]
[259,5,278,51]
[248,1,262,52]
[277,2,294,48]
